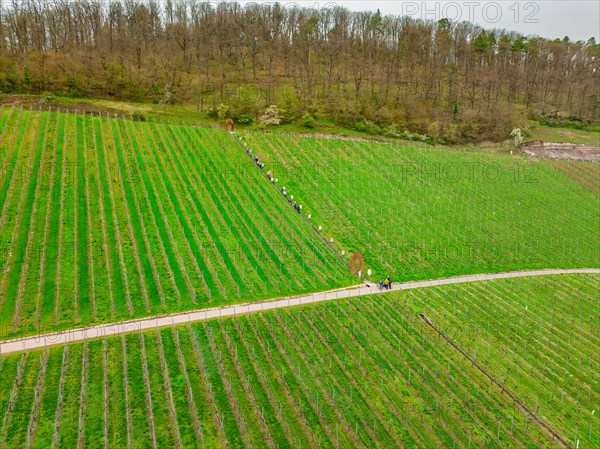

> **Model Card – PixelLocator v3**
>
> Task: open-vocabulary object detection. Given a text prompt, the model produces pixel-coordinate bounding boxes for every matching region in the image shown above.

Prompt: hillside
[1,1,598,143]
[0,108,354,339]
[0,273,597,448]
[1,105,598,449]
[1,2,598,448]
[245,132,600,281]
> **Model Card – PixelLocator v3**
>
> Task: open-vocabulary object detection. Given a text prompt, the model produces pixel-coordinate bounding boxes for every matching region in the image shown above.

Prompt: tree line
[1,0,598,142]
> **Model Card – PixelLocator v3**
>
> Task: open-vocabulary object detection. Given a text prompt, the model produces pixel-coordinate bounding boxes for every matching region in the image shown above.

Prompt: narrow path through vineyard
[1,268,597,355]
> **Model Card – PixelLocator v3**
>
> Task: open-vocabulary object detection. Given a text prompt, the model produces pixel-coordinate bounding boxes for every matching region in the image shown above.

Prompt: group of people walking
[281,187,301,211]
[252,155,265,170]
[242,140,271,178]
[232,131,303,214]
[230,130,393,286]
[378,277,392,290]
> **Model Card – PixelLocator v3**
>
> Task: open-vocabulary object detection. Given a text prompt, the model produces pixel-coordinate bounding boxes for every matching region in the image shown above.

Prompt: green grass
[528,126,600,146]
[0,108,354,339]
[1,111,47,330]
[244,132,600,282]
[40,113,66,326]
[0,274,596,448]
[75,115,91,321]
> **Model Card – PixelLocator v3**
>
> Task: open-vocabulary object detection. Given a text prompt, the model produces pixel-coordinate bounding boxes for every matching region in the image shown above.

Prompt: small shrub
[383,124,403,138]
[302,113,316,129]
[236,113,252,124]
[41,92,54,104]
[355,119,381,135]
[217,103,230,121]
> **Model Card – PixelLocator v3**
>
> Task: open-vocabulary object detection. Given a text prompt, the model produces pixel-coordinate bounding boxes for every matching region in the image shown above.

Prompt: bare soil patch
[523,141,600,162]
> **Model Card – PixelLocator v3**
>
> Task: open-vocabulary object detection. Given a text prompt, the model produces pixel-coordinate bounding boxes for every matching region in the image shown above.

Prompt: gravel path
[1,268,598,355]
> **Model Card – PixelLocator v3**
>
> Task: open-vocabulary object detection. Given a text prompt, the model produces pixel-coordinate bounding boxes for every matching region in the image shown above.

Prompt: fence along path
[0,268,598,355]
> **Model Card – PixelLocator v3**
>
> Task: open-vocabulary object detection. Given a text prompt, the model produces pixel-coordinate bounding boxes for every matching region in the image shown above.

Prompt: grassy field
[0,273,596,448]
[243,132,600,282]
[0,107,354,339]
[528,126,600,146]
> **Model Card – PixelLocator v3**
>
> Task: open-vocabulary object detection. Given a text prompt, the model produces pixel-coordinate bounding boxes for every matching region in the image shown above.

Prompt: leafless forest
[1,0,598,141]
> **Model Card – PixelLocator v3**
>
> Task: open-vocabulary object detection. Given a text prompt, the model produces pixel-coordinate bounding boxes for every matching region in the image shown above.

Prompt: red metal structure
[350,252,365,276]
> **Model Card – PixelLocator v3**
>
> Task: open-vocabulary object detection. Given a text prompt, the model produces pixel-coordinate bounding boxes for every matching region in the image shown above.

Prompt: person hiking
[378,279,384,291]
[383,278,390,290]
[386,276,392,289]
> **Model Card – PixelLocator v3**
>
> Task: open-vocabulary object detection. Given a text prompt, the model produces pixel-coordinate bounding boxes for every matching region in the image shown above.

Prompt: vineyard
[245,133,600,281]
[0,107,354,339]
[1,106,598,449]
[0,273,597,448]
[550,160,600,195]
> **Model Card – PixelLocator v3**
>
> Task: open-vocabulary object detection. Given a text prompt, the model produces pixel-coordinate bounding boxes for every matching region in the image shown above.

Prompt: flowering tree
[260,105,284,126]
[510,128,524,147]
